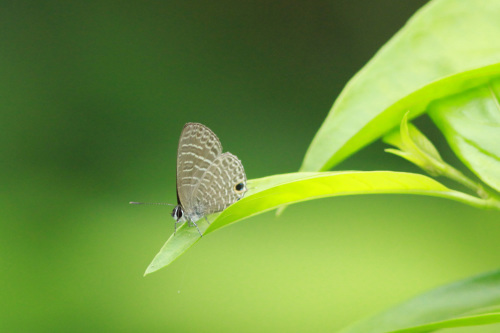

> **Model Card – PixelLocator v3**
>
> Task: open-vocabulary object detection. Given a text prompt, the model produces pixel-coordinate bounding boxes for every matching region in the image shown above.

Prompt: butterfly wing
[176,123,222,211]
[188,152,247,219]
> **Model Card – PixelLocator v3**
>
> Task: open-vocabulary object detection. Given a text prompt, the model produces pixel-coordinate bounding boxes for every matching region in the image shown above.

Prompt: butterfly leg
[204,216,211,225]
[191,220,203,237]
[174,218,181,235]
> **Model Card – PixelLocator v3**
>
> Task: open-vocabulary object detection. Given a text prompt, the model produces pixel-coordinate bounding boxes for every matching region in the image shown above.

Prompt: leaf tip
[144,264,157,276]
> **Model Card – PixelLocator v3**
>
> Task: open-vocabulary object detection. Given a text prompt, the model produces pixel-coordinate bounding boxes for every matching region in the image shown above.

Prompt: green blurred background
[2,1,500,332]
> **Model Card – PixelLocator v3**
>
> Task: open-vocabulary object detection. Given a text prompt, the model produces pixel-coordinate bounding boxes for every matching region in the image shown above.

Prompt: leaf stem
[442,165,490,198]
[444,191,500,211]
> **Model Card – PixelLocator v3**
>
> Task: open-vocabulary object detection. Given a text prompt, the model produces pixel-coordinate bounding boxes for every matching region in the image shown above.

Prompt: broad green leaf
[145,171,497,275]
[340,269,500,333]
[301,0,500,172]
[429,81,500,193]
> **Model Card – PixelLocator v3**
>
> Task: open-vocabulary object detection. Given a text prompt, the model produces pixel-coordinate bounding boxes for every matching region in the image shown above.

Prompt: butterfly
[131,123,247,236]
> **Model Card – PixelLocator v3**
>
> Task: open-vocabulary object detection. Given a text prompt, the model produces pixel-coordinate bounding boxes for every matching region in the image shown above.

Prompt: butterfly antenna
[129,202,175,206]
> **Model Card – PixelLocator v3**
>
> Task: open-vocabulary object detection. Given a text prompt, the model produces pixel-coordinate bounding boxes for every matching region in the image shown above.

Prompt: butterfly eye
[234,182,245,193]
[171,206,183,219]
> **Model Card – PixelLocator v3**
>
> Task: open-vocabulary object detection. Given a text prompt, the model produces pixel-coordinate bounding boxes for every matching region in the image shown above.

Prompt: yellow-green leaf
[145,171,495,275]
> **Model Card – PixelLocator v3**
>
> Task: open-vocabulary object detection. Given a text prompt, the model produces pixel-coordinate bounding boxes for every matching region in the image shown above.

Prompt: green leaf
[384,111,491,198]
[300,0,500,172]
[145,171,497,275]
[384,112,446,177]
[429,81,500,193]
[339,269,500,333]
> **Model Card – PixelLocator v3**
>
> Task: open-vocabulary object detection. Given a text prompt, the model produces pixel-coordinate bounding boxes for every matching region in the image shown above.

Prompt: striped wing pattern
[189,152,247,218]
[176,123,222,211]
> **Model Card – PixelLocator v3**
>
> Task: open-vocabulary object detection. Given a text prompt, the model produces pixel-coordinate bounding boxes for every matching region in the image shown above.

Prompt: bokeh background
[2,1,500,332]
